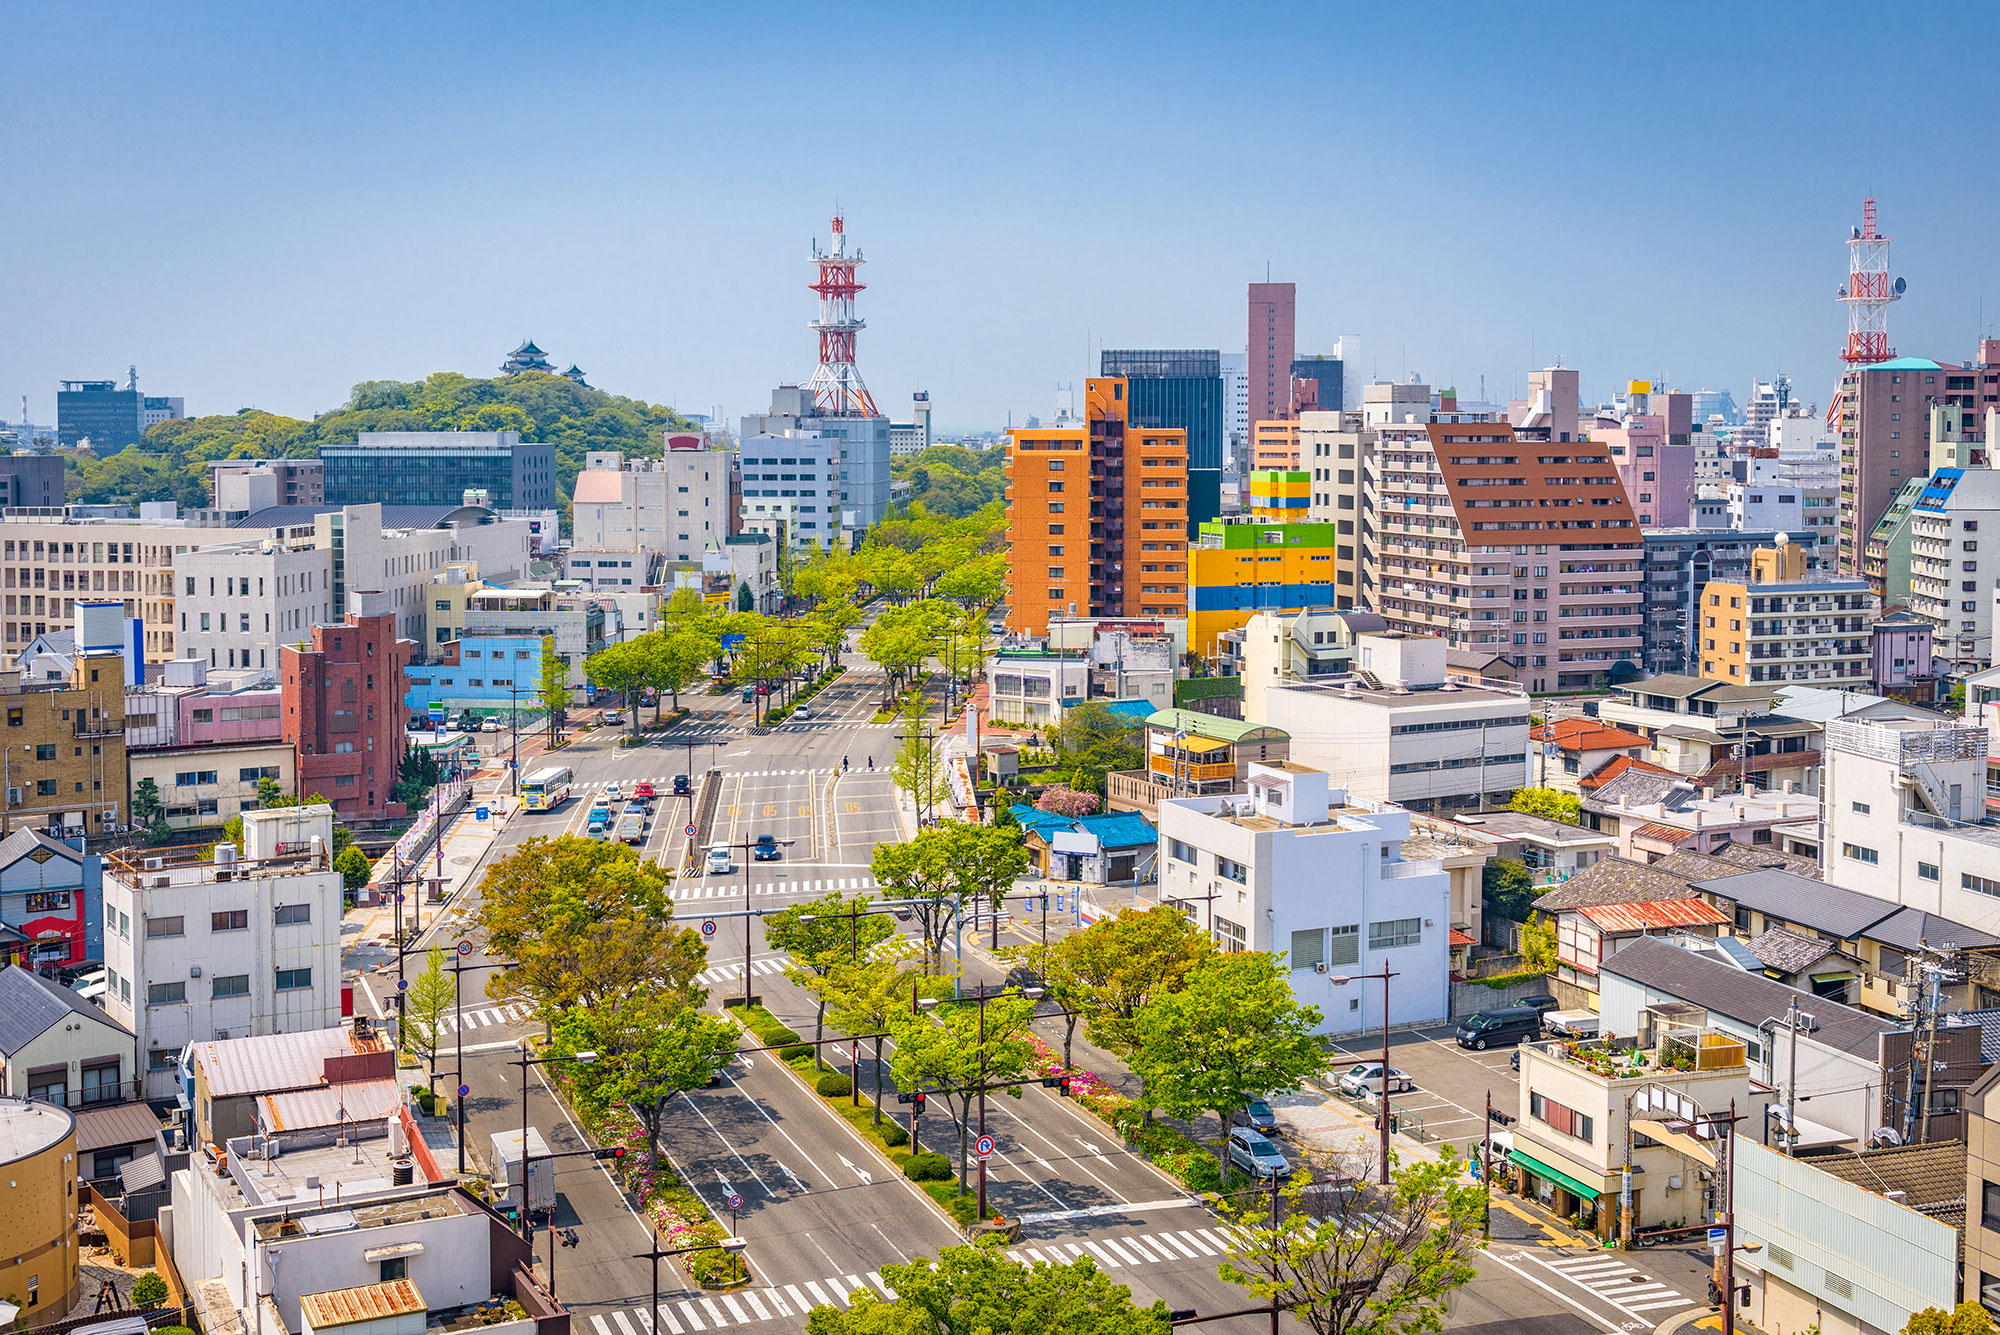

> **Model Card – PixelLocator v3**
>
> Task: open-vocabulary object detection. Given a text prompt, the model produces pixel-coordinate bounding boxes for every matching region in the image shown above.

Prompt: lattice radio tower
[1837,198,1905,366]
[804,213,878,417]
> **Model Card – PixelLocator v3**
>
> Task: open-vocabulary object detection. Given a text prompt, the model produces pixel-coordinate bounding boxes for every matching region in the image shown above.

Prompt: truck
[490,1127,553,1217]
[617,806,646,844]
[1542,1009,1600,1039]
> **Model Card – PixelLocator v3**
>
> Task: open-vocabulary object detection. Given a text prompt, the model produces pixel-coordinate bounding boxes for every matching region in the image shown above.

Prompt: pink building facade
[178,686,283,745]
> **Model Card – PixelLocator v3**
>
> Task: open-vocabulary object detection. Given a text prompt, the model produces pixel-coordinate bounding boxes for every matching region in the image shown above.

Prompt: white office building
[740,384,894,543]
[1909,466,2000,673]
[1221,352,1249,466]
[1158,763,1449,1037]
[569,443,736,565]
[101,806,345,1098]
[736,430,852,551]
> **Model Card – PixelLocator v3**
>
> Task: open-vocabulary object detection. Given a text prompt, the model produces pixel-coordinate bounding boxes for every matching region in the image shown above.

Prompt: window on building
[1851,801,1870,814]
[1216,857,1249,884]
[1842,843,1878,866]
[275,903,311,925]
[1529,1091,1594,1143]
[1289,928,1326,970]
[1965,872,2000,898]
[144,915,184,938]
[1369,918,1422,950]
[1167,839,1196,864]
[212,909,248,932]
[212,974,250,998]
[146,981,185,1006]
[275,967,313,992]
[1919,862,1941,882]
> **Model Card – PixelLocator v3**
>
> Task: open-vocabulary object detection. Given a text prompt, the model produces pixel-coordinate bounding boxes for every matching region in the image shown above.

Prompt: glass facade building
[320,431,557,510]
[1100,350,1223,528]
[57,382,143,450]
[1290,356,1344,415]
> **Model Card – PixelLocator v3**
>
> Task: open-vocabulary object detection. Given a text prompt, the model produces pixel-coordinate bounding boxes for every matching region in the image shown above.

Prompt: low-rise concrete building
[0,1098,79,1325]
[1158,764,1449,1036]
[0,965,136,1108]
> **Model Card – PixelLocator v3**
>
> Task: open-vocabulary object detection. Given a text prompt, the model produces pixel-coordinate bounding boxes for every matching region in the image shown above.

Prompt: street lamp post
[448,945,510,1174]
[917,982,1047,1219]
[634,1234,745,1324]
[726,835,795,1009]
[509,1046,597,1239]
[1330,962,1400,1184]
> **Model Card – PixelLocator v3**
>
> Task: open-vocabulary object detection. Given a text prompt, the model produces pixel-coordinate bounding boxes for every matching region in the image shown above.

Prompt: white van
[707,844,733,875]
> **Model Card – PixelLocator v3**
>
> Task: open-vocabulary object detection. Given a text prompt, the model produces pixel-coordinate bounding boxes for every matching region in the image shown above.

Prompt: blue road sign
[457,1084,470,1098]
[727,1193,742,1210]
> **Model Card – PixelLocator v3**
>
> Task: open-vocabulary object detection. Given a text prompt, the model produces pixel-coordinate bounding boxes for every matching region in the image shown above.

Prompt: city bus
[519,765,575,812]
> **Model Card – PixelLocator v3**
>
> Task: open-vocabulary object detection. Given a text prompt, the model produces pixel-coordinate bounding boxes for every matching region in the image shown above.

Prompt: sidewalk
[340,791,517,1001]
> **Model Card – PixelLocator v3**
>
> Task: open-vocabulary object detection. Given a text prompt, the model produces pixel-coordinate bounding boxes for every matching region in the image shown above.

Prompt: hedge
[815,1072,853,1098]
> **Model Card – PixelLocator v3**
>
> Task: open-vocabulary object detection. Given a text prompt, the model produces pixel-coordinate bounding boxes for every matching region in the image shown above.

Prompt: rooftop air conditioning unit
[1314,961,1329,974]
[143,857,164,871]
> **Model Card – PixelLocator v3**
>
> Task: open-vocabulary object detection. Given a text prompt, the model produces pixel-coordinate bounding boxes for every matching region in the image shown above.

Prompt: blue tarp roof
[1016,806,1157,850]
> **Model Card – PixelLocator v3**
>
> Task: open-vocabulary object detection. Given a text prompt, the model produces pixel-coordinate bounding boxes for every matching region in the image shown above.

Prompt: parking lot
[1322,1023,1532,1156]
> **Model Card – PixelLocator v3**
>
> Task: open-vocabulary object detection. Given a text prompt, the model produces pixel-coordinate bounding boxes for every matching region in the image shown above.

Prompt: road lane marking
[1095,1236,1144,1266]
[610,1311,641,1335]
[1081,1240,1123,1268]
[1176,1230,1218,1255]
[675,1308,705,1334]
[719,1295,750,1324]
[803,1280,833,1307]
[1482,1252,1622,1334]
[783,1286,811,1315]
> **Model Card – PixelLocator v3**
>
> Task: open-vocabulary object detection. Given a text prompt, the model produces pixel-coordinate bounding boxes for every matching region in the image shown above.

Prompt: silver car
[1226,1128,1291,1179]
[1337,1062,1414,1097]
[1243,1099,1277,1130]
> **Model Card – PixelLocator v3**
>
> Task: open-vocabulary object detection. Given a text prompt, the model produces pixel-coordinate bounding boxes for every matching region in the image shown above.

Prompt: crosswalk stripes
[1011,1226,1239,1272]
[443,1002,531,1031]
[1536,1254,1694,1314]
[672,876,880,902]
[696,957,791,985]
[588,1265,899,1331]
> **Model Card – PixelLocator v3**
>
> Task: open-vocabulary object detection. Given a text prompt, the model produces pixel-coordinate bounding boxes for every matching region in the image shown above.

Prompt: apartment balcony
[1379,857,1445,880]
[1149,755,1235,783]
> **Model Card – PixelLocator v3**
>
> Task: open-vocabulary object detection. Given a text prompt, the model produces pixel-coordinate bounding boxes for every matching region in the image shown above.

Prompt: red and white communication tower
[1837,198,1905,366]
[804,214,878,417]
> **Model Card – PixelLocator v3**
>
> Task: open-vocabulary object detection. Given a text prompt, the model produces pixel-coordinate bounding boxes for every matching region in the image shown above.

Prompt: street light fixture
[1328,962,1399,1185]
[508,1046,597,1239]
[724,835,796,1009]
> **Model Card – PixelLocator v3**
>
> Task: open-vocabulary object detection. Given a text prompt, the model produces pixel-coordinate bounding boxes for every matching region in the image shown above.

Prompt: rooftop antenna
[126,365,138,393]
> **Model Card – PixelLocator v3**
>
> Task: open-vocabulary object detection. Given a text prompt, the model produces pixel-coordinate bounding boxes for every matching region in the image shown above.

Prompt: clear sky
[3,1,1998,435]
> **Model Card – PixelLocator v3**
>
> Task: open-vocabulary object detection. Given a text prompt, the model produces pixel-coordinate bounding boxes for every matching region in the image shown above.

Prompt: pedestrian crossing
[581,1227,1239,1331]
[570,772,831,792]
[443,1002,532,1032]
[695,956,792,985]
[587,1271,897,1333]
[673,876,881,901]
[1533,1253,1695,1316]
[1008,1224,1247,1272]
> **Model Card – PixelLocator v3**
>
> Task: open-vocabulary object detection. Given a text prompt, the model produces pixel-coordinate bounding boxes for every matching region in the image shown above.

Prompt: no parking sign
[702,920,717,938]
[974,1135,995,1162]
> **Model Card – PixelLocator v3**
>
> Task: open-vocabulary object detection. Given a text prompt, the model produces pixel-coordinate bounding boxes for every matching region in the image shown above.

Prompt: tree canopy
[805,1246,1170,1335]
[888,445,1008,519]
[1508,786,1581,824]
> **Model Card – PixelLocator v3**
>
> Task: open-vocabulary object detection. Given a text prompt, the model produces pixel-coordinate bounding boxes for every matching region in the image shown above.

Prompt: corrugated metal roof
[191,1026,384,1099]
[1576,898,1730,933]
[72,1101,163,1154]
[1631,822,1693,844]
[299,1281,426,1330]
[257,1077,402,1132]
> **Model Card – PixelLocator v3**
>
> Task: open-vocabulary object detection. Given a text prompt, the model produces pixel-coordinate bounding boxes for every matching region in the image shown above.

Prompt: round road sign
[457,940,473,956]
[457,1085,470,1098]
[701,920,717,938]
[975,1135,995,1160]
[397,979,409,991]
[727,1193,742,1211]
[685,823,698,838]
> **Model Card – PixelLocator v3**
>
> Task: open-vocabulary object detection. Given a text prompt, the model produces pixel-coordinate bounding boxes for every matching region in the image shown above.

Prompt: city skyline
[4,2,1999,434]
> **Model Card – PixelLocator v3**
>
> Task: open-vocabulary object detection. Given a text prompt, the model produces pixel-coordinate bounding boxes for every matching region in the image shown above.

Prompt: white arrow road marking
[838,1154,873,1184]
[1076,1138,1101,1154]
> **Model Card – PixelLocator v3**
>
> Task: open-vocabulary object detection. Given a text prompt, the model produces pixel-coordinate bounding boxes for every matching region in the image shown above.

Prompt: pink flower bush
[1034,785,1100,817]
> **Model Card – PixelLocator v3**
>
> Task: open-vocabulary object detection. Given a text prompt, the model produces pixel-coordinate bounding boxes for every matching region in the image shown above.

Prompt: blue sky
[3,1,1997,434]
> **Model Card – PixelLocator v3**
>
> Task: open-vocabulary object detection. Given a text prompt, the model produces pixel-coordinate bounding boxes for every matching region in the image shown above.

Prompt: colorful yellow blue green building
[1248,469,1309,521]
[1187,520,1339,659]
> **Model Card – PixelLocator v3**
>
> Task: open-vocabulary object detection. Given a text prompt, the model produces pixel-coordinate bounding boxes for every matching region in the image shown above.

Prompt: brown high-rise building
[282,592,414,820]
[1248,282,1297,430]
[1004,378,1187,636]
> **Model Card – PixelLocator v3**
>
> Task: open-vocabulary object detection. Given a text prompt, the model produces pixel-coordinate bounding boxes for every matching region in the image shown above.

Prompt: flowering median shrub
[1023,1037,1239,1193]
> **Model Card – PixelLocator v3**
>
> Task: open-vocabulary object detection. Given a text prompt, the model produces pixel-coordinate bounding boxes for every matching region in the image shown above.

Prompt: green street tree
[804,1245,1170,1335]
[1055,907,1212,1056]
[1520,913,1558,972]
[1218,1147,1485,1335]
[653,627,716,713]
[764,893,895,1069]
[858,601,949,704]
[584,637,651,740]
[886,992,1037,1192]
[553,990,740,1165]
[401,944,456,1083]
[1480,857,1537,922]
[538,635,569,743]
[131,777,164,827]
[1129,950,1333,1172]
[477,836,706,1018]
[737,581,754,612]
[890,694,945,826]
[1051,701,1144,796]
[1508,786,1581,824]
[1904,1303,2000,1335]
[334,845,372,890]
[870,821,1027,975]
[807,939,951,1124]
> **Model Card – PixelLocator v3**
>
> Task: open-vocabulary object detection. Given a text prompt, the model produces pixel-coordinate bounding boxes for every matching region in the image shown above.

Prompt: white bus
[519,765,575,812]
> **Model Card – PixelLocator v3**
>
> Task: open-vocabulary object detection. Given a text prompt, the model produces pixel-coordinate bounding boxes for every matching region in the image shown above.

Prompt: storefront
[1508,1144,1612,1238]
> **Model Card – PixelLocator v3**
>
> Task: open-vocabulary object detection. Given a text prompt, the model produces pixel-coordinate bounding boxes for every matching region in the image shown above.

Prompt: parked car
[707,844,734,875]
[1243,1099,1277,1131]
[754,834,781,861]
[1226,1128,1291,1179]
[794,705,811,720]
[1004,966,1043,991]
[672,775,691,796]
[1337,1062,1414,1097]
[1455,1006,1545,1050]
[482,717,503,733]
[1516,994,1560,1014]
[633,781,656,803]
[1542,1009,1600,1038]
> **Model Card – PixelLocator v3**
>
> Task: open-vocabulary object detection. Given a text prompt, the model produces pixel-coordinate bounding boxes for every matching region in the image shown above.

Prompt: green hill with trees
[63,370,700,514]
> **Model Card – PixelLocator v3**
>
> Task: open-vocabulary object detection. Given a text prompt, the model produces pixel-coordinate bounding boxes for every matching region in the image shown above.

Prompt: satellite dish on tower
[1894,276,1908,295]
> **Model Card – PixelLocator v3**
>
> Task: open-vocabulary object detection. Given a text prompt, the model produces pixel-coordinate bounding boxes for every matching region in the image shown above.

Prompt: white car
[794,705,810,720]
[605,783,623,803]
[1337,1062,1414,1097]
[707,845,734,875]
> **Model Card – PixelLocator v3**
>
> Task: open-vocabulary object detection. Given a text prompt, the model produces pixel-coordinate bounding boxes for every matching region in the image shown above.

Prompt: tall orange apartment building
[1005,378,1187,635]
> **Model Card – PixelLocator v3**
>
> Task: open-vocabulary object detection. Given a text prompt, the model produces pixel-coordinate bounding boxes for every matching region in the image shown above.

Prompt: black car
[1516,994,1560,1014]
[1005,966,1043,992]
[672,774,691,796]
[753,834,781,861]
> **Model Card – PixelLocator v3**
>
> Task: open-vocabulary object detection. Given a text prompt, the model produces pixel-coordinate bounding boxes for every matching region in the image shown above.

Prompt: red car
[633,781,656,803]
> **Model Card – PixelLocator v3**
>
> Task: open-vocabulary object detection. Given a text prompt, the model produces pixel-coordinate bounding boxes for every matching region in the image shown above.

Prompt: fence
[367,780,472,896]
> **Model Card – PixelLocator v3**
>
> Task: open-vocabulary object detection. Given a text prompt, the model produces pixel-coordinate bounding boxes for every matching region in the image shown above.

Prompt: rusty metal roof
[256,1077,402,1132]
[191,1025,387,1099]
[1630,821,1694,844]
[299,1280,426,1330]
[1575,898,1731,933]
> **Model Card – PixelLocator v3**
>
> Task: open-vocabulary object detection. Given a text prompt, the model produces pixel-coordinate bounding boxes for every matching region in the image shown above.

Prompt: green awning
[1509,1147,1604,1201]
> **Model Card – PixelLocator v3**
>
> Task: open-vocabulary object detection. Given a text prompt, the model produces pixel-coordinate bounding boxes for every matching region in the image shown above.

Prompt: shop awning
[1508,1147,1604,1201]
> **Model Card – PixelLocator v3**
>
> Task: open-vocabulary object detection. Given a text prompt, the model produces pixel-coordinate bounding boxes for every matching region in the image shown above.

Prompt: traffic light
[592,1146,626,1161]
[912,1091,926,1114]
[1040,1076,1061,1089]
[1058,1075,1072,1098]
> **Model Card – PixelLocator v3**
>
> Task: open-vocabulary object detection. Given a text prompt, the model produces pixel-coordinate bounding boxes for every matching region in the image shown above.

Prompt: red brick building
[282,593,413,820]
